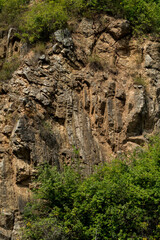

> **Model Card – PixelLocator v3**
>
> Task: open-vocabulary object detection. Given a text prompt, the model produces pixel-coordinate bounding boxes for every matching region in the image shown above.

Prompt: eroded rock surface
[0,15,160,239]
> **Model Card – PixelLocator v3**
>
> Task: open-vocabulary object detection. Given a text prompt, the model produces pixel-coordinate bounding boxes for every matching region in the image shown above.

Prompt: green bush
[23,165,81,239]
[20,0,84,42]
[0,0,29,25]
[0,0,159,42]
[121,0,160,34]
[84,0,122,13]
[20,1,68,42]
[23,135,160,239]
[83,0,160,34]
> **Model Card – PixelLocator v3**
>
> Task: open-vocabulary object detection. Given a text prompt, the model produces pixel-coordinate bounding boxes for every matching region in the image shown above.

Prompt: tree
[23,136,160,239]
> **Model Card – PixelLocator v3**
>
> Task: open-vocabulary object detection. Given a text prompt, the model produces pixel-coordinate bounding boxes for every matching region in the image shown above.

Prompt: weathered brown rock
[0,15,160,239]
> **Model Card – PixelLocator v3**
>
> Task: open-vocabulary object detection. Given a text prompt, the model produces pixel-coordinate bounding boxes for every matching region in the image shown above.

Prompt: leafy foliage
[23,135,160,239]
[121,0,160,34]
[0,0,159,42]
[0,0,29,25]
[20,1,68,42]
[83,0,160,34]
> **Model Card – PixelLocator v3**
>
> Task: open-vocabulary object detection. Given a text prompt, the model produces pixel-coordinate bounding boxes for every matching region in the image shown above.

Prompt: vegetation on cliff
[23,135,160,239]
[0,0,159,42]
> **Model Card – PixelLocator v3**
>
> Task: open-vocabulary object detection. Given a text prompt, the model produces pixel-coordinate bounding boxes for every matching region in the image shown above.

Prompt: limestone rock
[0,15,160,239]
[54,29,73,47]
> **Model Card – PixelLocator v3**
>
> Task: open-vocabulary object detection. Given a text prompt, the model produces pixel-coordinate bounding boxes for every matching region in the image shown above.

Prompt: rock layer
[0,15,160,239]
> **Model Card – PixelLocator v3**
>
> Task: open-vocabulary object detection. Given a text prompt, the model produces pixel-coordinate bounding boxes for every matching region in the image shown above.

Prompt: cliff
[0,15,160,239]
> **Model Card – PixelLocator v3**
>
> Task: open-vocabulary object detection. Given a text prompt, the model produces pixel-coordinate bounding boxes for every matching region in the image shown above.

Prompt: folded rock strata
[0,15,160,239]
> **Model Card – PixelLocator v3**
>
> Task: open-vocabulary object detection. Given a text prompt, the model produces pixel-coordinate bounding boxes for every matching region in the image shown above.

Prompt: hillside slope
[0,15,160,239]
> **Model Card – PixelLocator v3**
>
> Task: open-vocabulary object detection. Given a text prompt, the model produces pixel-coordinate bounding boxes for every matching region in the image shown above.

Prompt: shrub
[20,0,84,42]
[85,0,160,34]
[121,0,160,34]
[0,0,29,26]
[22,135,160,239]
[0,0,159,42]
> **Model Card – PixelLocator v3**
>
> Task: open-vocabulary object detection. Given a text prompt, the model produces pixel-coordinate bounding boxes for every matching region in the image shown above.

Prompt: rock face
[0,15,160,239]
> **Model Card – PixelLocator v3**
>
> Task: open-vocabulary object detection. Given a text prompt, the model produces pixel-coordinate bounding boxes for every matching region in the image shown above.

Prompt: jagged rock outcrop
[0,15,160,239]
